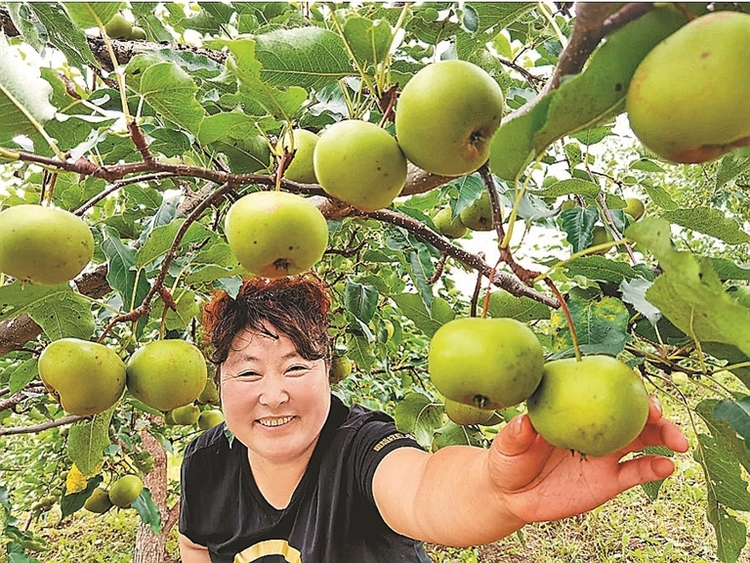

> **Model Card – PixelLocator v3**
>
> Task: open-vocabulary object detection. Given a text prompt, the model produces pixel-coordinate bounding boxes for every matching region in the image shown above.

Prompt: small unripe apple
[104,13,132,39]
[280,129,319,184]
[526,355,650,457]
[589,226,614,255]
[38,338,126,416]
[433,207,468,238]
[108,475,143,508]
[197,378,220,405]
[428,317,545,410]
[169,404,200,425]
[395,60,505,176]
[198,409,225,430]
[444,398,495,426]
[0,205,94,285]
[224,191,328,279]
[626,11,750,163]
[126,340,207,412]
[130,26,147,40]
[330,354,352,384]
[84,488,113,513]
[622,197,645,220]
[314,120,407,211]
[459,190,496,231]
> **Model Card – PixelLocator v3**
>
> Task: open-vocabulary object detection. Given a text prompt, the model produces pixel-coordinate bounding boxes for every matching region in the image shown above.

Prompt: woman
[179,275,688,563]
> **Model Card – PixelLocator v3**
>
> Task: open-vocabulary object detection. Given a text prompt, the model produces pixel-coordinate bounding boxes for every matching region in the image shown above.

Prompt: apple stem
[544,278,582,362]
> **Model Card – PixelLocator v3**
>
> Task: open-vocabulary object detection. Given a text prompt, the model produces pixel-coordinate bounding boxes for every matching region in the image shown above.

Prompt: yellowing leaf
[65,463,101,495]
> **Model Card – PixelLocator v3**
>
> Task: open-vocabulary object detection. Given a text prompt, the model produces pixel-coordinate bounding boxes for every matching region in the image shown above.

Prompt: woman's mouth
[257,416,294,428]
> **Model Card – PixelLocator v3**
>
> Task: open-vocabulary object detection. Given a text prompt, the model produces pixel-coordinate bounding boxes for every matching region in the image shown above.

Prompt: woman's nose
[258,376,290,408]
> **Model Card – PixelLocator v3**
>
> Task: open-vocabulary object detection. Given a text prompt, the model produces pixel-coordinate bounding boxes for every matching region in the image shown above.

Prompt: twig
[0,414,84,436]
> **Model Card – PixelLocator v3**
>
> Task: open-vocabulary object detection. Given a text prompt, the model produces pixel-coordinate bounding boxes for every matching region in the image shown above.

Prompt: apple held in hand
[126,339,208,412]
[626,11,750,164]
[428,317,545,410]
[225,191,328,279]
[38,338,126,416]
[395,60,505,177]
[0,204,94,285]
[314,120,407,212]
[526,355,650,457]
[280,129,319,184]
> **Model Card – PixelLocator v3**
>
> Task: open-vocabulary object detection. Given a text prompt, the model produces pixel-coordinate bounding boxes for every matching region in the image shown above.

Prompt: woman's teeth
[258,416,293,427]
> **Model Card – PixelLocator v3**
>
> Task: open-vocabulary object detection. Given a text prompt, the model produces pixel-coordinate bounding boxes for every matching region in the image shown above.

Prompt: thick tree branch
[0,414,83,436]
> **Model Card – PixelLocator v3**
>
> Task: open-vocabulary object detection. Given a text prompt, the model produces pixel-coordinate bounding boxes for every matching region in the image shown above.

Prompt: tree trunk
[133,422,180,563]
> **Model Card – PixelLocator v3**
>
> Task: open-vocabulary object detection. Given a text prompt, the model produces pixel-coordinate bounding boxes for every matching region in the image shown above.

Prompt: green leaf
[551,296,629,356]
[536,178,601,202]
[490,7,687,180]
[393,392,443,449]
[466,2,535,34]
[0,282,94,341]
[558,205,598,252]
[484,291,550,322]
[563,255,641,284]
[0,34,56,144]
[702,342,750,392]
[629,158,665,173]
[392,292,444,338]
[213,38,309,120]
[152,289,200,332]
[29,4,99,70]
[344,17,393,65]
[135,220,213,269]
[662,207,750,245]
[714,398,750,452]
[127,59,205,137]
[344,280,379,324]
[67,407,116,475]
[697,399,750,474]
[432,421,485,449]
[627,219,750,356]
[254,27,354,91]
[708,258,750,282]
[61,474,103,519]
[715,153,750,191]
[642,183,678,211]
[62,2,123,29]
[102,227,150,312]
[8,358,39,395]
[131,489,162,534]
[346,334,375,372]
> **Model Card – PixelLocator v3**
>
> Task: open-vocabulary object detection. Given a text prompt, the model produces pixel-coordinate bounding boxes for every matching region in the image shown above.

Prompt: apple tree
[1,2,750,562]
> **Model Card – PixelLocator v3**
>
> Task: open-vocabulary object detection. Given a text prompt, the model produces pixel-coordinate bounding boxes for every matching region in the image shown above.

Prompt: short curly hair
[202,275,331,367]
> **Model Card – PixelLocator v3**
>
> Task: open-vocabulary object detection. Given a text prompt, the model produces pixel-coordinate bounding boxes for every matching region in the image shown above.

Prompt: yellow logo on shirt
[234,539,302,563]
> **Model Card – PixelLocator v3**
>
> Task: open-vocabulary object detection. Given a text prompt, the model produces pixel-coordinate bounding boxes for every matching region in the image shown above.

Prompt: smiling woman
[178,274,687,563]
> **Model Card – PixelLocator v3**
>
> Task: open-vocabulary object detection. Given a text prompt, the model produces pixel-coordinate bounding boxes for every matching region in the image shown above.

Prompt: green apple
[0,205,94,285]
[130,26,147,40]
[444,398,495,426]
[170,404,200,425]
[197,377,220,405]
[626,11,750,163]
[428,317,545,410]
[198,409,225,430]
[84,488,113,514]
[330,354,352,384]
[280,129,319,184]
[459,190,495,231]
[108,475,143,508]
[38,338,126,416]
[314,119,407,212]
[126,340,207,412]
[623,197,645,220]
[104,13,133,39]
[224,191,328,279]
[526,355,650,457]
[433,207,468,238]
[589,226,614,255]
[395,60,505,176]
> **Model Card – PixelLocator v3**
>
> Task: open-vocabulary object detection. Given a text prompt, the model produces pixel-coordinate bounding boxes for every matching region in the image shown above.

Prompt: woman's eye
[286,365,309,376]
[237,371,260,380]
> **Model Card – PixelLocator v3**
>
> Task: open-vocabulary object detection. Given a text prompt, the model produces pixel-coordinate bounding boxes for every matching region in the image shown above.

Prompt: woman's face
[220,324,331,466]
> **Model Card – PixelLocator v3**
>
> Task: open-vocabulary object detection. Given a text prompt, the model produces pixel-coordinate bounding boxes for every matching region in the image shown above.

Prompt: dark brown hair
[203,275,331,367]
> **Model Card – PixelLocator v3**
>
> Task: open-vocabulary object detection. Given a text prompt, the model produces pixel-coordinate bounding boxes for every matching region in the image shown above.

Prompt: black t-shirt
[179,394,431,563]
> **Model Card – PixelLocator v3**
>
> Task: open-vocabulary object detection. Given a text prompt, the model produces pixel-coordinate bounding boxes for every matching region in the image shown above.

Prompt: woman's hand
[487,396,689,525]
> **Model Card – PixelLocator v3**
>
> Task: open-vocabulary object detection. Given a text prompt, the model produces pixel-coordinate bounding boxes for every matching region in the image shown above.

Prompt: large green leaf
[67,407,116,476]
[344,280,379,324]
[29,3,99,70]
[662,207,750,245]
[391,293,454,338]
[564,255,642,284]
[550,295,629,357]
[0,282,94,341]
[62,2,123,29]
[484,291,550,322]
[343,16,393,65]
[135,220,214,270]
[393,392,443,448]
[490,7,688,180]
[0,35,56,144]
[126,58,206,138]
[714,397,750,452]
[627,219,750,356]
[102,227,150,313]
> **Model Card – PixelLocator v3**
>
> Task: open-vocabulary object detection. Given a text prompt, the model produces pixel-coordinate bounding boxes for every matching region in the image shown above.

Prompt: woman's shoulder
[184,422,237,459]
